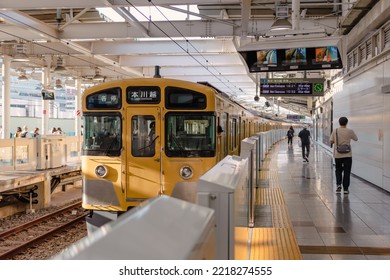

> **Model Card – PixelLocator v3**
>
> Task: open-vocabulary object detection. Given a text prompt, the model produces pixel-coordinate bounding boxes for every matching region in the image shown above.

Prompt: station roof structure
[0,0,386,119]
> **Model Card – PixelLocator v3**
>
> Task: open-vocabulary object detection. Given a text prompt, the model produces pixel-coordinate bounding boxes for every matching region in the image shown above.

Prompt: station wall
[333,53,390,191]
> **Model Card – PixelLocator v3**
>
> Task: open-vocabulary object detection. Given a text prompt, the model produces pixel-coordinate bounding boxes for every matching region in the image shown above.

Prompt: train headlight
[179,166,193,179]
[95,165,108,178]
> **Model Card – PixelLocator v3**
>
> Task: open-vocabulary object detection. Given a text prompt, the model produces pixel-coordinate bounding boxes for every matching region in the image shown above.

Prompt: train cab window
[131,116,156,157]
[165,113,215,157]
[82,113,122,156]
[165,87,206,109]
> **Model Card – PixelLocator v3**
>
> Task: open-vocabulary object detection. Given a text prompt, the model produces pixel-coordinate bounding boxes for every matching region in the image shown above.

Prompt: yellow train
[81,78,282,231]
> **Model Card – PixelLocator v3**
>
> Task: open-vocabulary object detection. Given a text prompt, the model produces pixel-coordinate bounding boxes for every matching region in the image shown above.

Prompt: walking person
[330,116,358,194]
[287,126,294,146]
[298,126,311,163]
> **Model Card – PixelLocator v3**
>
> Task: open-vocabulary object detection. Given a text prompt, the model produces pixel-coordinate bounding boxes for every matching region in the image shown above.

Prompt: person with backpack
[330,117,358,194]
[298,126,311,163]
[287,126,294,146]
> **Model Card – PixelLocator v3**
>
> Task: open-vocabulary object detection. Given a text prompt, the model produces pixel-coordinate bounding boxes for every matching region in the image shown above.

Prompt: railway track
[0,202,88,260]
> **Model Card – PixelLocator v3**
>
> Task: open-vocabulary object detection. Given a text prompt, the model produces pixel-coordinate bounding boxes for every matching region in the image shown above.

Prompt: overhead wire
[0,11,133,79]
[125,0,245,96]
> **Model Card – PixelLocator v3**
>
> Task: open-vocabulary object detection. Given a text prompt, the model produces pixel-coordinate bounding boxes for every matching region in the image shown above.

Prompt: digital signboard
[127,86,161,104]
[41,90,55,100]
[260,78,325,96]
[256,49,277,66]
[239,46,342,72]
[86,87,122,109]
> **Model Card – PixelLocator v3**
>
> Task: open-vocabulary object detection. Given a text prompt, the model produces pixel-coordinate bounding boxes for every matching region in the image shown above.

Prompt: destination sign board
[86,87,122,109]
[260,78,324,96]
[127,86,161,104]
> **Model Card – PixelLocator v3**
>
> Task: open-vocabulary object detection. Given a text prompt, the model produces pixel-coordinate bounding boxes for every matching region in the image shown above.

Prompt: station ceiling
[0,0,382,119]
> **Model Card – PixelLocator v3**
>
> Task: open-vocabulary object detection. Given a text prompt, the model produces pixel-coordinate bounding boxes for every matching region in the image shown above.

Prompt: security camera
[254,95,260,102]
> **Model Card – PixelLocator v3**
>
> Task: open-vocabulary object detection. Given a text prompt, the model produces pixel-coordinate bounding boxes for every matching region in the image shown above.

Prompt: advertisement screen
[284,48,307,65]
[256,49,277,66]
[314,46,339,63]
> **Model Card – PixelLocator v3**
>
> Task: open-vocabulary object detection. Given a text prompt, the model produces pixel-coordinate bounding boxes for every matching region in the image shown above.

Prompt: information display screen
[86,87,122,109]
[260,78,325,96]
[261,82,312,95]
[42,90,55,100]
[240,46,342,72]
[127,86,160,104]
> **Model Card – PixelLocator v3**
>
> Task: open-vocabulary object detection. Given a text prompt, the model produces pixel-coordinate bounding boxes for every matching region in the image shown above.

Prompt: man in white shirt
[330,117,358,194]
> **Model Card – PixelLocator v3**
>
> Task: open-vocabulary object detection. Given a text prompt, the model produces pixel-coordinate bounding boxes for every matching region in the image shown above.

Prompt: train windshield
[82,113,122,156]
[165,113,216,157]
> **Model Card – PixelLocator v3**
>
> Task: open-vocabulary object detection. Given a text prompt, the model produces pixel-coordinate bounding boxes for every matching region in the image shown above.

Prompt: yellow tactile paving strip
[250,228,301,260]
[235,227,250,260]
[250,171,302,260]
[259,170,279,180]
[255,187,285,206]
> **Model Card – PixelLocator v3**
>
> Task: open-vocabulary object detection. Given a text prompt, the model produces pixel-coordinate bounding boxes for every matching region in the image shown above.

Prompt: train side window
[165,112,216,157]
[165,87,206,109]
[230,118,237,151]
[131,115,156,157]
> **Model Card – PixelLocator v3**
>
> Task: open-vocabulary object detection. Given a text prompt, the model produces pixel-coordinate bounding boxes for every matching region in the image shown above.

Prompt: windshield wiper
[138,135,159,151]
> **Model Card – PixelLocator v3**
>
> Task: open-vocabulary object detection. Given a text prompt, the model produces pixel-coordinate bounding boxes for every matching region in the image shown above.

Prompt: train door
[126,108,161,203]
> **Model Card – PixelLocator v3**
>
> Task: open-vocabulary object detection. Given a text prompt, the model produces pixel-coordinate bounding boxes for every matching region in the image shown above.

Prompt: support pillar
[75,78,82,136]
[1,56,11,139]
[42,56,51,135]
[292,0,300,30]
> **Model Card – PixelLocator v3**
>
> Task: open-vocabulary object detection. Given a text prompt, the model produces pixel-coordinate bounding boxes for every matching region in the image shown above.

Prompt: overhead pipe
[241,0,251,40]
[291,0,300,30]
[56,8,62,27]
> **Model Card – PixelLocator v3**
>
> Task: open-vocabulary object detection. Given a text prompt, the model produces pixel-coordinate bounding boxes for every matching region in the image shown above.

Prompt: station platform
[0,162,81,217]
[3,137,390,260]
[265,138,390,260]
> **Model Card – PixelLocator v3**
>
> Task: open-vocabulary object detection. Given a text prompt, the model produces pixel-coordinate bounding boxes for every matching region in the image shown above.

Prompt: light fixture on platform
[17,69,29,80]
[13,42,30,62]
[270,18,292,30]
[270,3,291,31]
[55,79,63,89]
[93,67,105,81]
[54,56,67,73]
